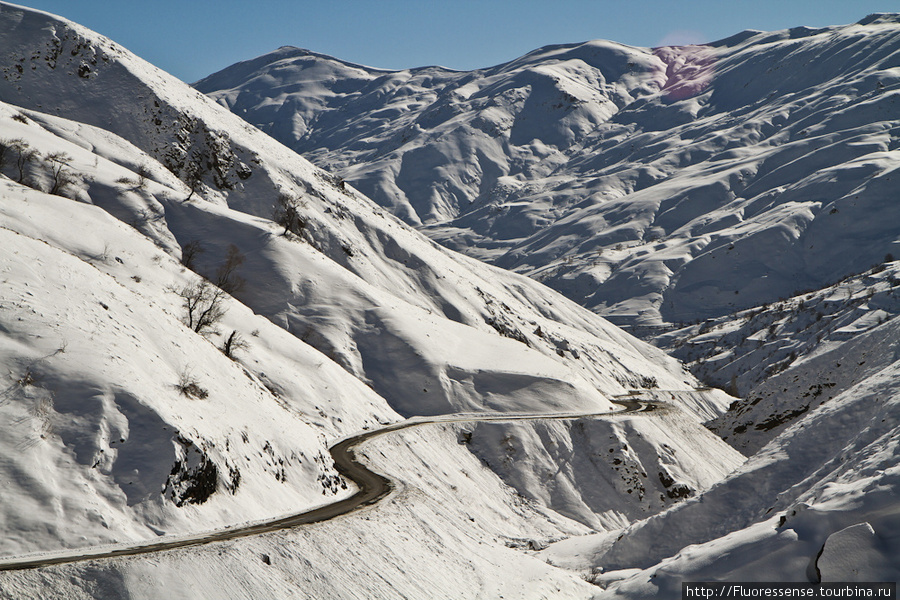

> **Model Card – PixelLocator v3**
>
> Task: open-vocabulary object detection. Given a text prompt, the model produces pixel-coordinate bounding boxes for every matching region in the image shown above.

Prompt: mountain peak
[857,12,900,26]
[2,3,899,595]
[0,0,738,579]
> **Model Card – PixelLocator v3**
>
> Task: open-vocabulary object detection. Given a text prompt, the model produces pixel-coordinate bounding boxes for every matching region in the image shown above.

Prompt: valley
[0,2,897,598]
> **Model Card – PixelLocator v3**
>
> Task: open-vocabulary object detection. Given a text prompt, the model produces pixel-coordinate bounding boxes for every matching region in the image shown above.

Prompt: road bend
[0,395,667,571]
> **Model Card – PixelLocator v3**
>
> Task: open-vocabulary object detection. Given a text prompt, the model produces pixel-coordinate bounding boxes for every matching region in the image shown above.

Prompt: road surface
[0,395,665,571]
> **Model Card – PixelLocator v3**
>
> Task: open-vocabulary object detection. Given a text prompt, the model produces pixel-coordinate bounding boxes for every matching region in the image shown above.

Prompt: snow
[0,426,603,600]
[539,314,900,596]
[669,263,900,453]
[0,2,745,597]
[199,16,900,332]
[194,11,900,592]
[818,522,892,582]
[0,183,390,556]
[3,1,899,596]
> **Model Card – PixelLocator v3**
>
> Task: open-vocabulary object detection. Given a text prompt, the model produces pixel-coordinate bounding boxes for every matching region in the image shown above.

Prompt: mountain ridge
[197,14,900,332]
[0,4,744,597]
[1,3,899,596]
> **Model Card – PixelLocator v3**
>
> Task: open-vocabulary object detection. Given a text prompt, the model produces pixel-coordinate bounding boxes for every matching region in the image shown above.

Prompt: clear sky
[16,0,900,82]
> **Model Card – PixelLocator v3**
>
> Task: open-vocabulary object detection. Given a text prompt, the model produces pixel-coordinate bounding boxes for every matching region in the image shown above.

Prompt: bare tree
[184,159,204,201]
[221,330,249,360]
[9,139,38,184]
[181,240,204,271]
[214,244,245,295]
[178,280,227,335]
[273,193,305,235]
[0,138,11,171]
[45,152,77,196]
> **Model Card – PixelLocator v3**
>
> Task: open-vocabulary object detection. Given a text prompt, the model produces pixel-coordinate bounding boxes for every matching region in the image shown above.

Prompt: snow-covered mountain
[657,259,900,454]
[542,312,900,595]
[197,14,900,332]
[191,12,900,596]
[0,3,746,598]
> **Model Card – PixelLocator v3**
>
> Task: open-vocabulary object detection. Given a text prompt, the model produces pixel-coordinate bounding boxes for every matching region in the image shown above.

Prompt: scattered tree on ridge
[45,152,77,196]
[273,193,305,236]
[178,279,227,335]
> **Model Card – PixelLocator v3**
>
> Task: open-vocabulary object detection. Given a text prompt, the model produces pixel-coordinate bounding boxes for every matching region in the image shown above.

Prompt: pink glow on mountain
[654,45,716,102]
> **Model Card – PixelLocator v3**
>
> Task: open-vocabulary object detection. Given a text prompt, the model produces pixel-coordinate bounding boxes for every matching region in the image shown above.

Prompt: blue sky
[19,1,900,82]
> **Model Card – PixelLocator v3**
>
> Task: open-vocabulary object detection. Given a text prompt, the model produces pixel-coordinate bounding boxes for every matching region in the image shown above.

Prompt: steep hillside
[0,3,742,595]
[198,14,900,330]
[190,15,900,592]
[540,313,900,596]
[657,259,900,454]
[0,171,383,554]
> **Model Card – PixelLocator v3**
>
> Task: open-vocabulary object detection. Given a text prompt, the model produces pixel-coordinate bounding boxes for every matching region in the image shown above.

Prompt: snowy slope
[191,11,900,594]
[0,180,609,597]
[0,1,704,408]
[658,260,900,454]
[0,4,743,595]
[0,424,607,600]
[0,156,388,556]
[198,14,900,330]
[541,314,900,596]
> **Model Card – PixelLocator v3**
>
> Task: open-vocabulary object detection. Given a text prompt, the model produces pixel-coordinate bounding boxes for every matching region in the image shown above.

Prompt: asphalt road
[0,395,665,571]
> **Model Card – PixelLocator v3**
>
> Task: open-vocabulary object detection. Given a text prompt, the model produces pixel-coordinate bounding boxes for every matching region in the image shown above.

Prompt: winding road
[0,395,665,571]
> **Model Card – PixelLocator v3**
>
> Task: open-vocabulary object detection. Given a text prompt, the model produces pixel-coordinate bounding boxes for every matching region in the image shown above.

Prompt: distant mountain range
[197,14,900,331]
[0,2,898,596]
[193,12,900,589]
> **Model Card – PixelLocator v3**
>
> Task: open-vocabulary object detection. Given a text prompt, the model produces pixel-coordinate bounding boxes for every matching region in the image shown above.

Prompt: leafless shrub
[177,367,209,399]
[222,330,249,360]
[273,193,305,235]
[136,163,151,189]
[0,138,12,171]
[45,151,77,196]
[214,244,245,295]
[181,240,204,271]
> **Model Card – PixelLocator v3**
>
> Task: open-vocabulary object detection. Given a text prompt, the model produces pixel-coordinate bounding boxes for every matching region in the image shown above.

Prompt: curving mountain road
[0,395,666,571]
